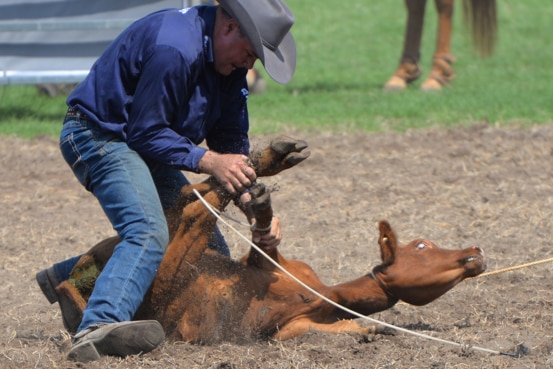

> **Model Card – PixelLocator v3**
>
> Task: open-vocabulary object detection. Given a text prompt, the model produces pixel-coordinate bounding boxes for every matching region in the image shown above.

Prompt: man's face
[213,19,258,76]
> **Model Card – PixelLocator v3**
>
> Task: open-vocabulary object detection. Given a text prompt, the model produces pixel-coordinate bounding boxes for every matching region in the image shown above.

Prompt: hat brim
[218,0,296,84]
[262,32,295,84]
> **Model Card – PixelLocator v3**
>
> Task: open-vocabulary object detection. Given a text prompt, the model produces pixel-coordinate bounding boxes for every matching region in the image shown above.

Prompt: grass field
[0,0,551,138]
[250,0,552,131]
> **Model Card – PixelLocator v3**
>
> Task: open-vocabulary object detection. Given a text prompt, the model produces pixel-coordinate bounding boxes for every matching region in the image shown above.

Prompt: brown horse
[384,0,497,91]
[55,136,486,344]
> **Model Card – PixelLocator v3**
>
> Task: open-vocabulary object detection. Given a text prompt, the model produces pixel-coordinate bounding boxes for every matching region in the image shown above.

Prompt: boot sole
[68,320,165,362]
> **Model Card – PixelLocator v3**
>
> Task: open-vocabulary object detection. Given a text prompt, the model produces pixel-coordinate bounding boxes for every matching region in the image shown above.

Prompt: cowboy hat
[217,0,296,84]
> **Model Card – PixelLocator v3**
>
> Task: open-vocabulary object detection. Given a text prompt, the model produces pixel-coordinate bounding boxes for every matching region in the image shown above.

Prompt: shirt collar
[198,6,217,63]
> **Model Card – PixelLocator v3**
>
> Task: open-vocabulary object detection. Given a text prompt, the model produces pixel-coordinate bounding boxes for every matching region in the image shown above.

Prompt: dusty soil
[1,124,553,369]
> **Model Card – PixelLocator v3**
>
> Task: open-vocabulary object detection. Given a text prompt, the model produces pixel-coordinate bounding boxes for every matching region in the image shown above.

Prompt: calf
[55,136,486,343]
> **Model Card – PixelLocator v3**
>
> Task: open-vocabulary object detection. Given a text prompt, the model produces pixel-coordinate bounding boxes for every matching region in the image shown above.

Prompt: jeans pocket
[60,130,91,190]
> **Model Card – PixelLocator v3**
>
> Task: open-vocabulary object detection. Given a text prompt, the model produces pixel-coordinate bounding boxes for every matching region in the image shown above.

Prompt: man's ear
[224,19,239,36]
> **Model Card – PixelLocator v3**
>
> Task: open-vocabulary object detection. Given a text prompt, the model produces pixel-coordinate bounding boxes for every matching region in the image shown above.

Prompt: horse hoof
[383,76,407,91]
[420,77,443,92]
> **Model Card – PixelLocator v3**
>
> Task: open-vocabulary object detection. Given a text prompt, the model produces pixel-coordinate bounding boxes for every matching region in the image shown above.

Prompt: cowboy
[35,0,296,362]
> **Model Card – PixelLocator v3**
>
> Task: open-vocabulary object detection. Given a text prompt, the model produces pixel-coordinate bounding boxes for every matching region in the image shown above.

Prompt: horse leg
[421,0,456,91]
[383,0,426,91]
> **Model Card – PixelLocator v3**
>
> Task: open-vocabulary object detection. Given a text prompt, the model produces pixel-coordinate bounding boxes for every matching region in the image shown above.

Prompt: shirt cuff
[188,146,208,173]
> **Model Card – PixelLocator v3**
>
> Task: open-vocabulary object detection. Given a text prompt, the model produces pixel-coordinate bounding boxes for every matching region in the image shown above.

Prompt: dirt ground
[2,124,553,369]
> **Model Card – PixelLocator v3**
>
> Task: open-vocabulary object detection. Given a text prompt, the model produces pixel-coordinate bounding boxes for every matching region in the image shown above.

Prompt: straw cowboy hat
[218,0,296,84]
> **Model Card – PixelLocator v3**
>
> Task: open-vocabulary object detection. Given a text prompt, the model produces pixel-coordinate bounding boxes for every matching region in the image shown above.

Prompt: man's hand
[251,216,282,252]
[199,151,256,195]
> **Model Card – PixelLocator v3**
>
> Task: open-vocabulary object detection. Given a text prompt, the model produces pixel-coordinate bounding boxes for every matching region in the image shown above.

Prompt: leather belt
[65,108,92,121]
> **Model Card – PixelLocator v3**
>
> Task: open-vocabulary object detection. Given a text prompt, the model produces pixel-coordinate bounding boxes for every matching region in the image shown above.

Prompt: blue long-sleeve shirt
[67,6,250,172]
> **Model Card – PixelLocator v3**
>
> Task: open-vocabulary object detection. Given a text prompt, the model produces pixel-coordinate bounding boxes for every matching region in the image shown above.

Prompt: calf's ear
[378,220,397,264]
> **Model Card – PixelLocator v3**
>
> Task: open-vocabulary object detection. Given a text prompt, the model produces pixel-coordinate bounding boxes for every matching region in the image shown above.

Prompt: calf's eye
[417,243,426,249]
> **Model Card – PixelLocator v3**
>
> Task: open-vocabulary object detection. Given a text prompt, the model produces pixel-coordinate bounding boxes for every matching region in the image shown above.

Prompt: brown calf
[56,136,486,343]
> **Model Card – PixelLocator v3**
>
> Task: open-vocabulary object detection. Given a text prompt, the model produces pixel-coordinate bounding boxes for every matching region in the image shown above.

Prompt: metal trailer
[0,0,205,87]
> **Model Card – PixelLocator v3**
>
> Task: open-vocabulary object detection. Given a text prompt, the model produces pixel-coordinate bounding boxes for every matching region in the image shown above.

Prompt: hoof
[252,136,310,177]
[420,77,443,91]
[420,75,447,92]
[383,62,422,91]
[421,55,455,92]
[383,75,407,92]
[270,136,308,155]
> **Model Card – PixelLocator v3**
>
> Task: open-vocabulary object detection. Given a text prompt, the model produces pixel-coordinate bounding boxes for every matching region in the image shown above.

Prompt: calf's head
[373,221,486,306]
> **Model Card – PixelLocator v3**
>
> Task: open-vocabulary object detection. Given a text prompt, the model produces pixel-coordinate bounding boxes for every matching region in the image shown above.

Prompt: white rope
[210,206,250,227]
[192,189,518,357]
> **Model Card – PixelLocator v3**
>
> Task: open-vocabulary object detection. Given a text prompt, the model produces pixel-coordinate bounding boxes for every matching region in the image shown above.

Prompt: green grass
[1,0,551,138]
[249,0,553,132]
[0,85,67,137]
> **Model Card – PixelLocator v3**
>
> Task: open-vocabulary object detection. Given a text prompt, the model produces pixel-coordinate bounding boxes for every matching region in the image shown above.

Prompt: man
[35,0,296,362]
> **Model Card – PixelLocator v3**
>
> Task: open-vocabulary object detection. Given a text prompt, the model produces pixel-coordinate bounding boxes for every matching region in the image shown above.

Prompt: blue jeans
[55,115,229,332]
